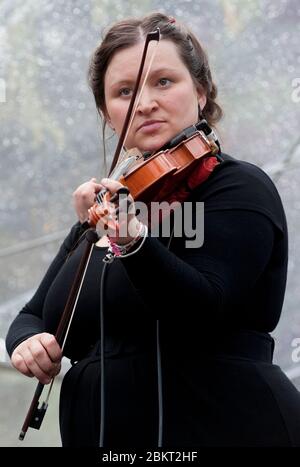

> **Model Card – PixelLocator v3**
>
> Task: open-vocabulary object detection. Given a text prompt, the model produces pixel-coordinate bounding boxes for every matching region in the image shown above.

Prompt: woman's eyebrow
[110,79,133,88]
[148,66,179,76]
[109,67,179,90]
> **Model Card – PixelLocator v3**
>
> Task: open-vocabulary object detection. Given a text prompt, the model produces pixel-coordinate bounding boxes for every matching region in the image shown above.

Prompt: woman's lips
[137,121,164,134]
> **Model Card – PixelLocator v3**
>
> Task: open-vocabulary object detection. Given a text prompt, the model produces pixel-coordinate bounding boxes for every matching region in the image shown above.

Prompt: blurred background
[0,0,299,447]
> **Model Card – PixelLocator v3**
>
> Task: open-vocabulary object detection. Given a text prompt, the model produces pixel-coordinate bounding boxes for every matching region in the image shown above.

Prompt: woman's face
[104,39,206,153]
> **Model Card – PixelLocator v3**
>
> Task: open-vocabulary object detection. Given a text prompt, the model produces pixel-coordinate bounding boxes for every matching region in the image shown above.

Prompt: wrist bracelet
[104,224,148,262]
[116,224,148,258]
[113,222,145,252]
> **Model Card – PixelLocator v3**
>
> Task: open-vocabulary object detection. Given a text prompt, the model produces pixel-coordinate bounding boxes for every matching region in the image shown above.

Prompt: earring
[107,119,115,131]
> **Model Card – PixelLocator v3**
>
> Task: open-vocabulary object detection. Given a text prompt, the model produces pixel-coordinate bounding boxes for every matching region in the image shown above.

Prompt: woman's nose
[136,89,158,114]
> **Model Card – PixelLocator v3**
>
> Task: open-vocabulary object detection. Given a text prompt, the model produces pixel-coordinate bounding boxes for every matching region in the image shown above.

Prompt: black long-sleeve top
[6,153,288,361]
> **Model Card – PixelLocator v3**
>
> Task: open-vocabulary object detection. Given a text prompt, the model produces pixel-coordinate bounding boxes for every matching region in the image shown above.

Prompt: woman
[6,12,300,447]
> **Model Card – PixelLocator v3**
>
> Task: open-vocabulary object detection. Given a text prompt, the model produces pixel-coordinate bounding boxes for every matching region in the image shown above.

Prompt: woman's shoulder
[215,152,277,187]
[192,152,287,234]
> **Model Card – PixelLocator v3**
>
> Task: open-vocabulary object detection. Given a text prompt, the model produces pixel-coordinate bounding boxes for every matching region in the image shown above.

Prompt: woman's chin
[138,136,171,154]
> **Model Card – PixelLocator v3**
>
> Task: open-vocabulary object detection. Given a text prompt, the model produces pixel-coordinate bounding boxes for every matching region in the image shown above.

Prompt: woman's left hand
[92,178,141,245]
[72,177,104,223]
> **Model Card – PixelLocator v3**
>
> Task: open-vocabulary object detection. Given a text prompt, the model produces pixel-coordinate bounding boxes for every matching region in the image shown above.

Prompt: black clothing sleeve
[120,209,275,317]
[5,221,85,356]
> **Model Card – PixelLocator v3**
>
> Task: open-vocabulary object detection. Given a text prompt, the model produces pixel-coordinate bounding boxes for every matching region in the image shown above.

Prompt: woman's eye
[158,78,171,87]
[119,87,132,97]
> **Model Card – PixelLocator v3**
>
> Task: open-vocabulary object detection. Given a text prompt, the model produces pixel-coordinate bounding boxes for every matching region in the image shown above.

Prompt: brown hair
[87,12,223,128]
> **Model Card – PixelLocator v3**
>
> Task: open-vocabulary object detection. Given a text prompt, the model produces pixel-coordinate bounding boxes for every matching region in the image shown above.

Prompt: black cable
[156,229,174,447]
[98,228,174,448]
[99,261,108,447]
[156,319,163,447]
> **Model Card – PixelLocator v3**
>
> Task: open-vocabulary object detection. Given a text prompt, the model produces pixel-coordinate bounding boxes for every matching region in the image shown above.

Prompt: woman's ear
[103,108,115,130]
[198,93,207,112]
[196,85,207,111]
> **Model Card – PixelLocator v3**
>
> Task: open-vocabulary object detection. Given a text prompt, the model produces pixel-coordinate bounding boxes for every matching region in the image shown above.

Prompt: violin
[88,119,221,227]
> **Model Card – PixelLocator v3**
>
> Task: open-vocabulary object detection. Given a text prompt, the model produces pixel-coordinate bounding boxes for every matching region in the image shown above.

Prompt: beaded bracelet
[110,222,145,254]
[104,223,148,262]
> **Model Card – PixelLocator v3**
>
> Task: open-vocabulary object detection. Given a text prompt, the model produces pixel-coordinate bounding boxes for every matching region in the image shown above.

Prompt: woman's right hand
[11,333,62,385]
[72,177,104,223]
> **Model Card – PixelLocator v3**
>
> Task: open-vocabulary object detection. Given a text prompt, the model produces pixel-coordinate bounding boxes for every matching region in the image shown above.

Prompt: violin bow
[18,229,98,440]
[108,28,160,175]
[18,28,160,441]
